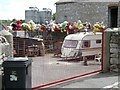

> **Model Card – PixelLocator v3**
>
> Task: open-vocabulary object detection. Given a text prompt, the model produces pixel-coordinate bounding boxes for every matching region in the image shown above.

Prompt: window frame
[96,39,101,44]
[82,40,90,48]
[63,40,78,48]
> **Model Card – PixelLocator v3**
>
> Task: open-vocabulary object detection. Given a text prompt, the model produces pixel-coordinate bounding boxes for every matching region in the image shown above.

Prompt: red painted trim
[32,70,101,89]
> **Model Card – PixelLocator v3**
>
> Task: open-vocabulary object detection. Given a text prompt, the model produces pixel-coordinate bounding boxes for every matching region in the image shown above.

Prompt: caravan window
[82,40,90,48]
[96,40,101,44]
[63,40,78,48]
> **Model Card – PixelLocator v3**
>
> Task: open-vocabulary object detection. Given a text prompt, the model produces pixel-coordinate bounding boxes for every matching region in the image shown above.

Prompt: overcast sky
[0,0,58,20]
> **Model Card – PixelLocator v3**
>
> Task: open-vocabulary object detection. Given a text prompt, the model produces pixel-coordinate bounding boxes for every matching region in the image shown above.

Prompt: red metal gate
[32,31,104,89]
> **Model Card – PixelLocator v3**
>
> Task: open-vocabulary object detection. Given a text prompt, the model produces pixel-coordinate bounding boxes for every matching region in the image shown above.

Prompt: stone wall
[56,2,117,26]
[103,28,120,72]
[56,2,118,26]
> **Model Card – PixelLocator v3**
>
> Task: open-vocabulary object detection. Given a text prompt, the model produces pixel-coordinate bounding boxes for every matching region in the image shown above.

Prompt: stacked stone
[110,31,120,71]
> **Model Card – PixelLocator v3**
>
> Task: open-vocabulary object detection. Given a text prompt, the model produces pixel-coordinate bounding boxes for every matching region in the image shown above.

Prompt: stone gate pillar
[102,30,111,72]
[103,28,120,72]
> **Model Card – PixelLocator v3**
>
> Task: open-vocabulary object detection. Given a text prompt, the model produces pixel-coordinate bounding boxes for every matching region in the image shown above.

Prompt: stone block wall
[103,28,120,72]
[56,2,117,26]
[110,32,119,65]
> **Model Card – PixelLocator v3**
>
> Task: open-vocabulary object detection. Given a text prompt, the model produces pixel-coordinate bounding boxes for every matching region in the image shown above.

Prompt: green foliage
[0,19,25,26]
[52,13,56,20]
[11,18,16,22]
[0,20,11,25]
[20,19,25,24]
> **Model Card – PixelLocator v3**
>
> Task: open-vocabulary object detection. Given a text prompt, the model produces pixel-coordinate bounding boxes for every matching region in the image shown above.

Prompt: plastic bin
[0,70,2,90]
[2,57,32,90]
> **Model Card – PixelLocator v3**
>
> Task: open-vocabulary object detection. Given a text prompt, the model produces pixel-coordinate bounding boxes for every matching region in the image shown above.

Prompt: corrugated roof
[56,0,119,4]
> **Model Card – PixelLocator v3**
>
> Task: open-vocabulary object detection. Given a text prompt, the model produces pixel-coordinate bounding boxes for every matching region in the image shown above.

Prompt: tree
[52,13,56,20]
[11,18,16,22]
[20,19,25,24]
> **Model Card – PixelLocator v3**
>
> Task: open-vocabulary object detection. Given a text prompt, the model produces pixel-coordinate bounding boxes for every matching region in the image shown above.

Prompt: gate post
[102,30,111,72]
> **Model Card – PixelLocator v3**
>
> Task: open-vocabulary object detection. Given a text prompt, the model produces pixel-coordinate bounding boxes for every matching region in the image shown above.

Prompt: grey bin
[2,57,32,90]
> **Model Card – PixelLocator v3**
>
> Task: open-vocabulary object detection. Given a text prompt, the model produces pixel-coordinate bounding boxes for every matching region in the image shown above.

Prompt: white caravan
[61,32,102,60]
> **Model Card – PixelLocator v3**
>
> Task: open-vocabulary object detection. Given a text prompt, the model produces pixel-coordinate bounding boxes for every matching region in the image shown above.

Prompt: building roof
[56,0,119,4]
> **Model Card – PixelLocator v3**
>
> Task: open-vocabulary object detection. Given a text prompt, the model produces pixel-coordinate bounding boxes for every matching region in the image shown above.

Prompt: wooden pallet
[13,37,45,57]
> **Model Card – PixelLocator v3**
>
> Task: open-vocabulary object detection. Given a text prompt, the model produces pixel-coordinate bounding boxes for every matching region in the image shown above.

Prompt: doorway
[109,6,118,28]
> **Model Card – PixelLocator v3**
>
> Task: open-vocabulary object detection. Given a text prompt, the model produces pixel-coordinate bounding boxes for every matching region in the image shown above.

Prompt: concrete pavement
[31,54,101,87]
[1,70,119,89]
[48,72,119,89]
